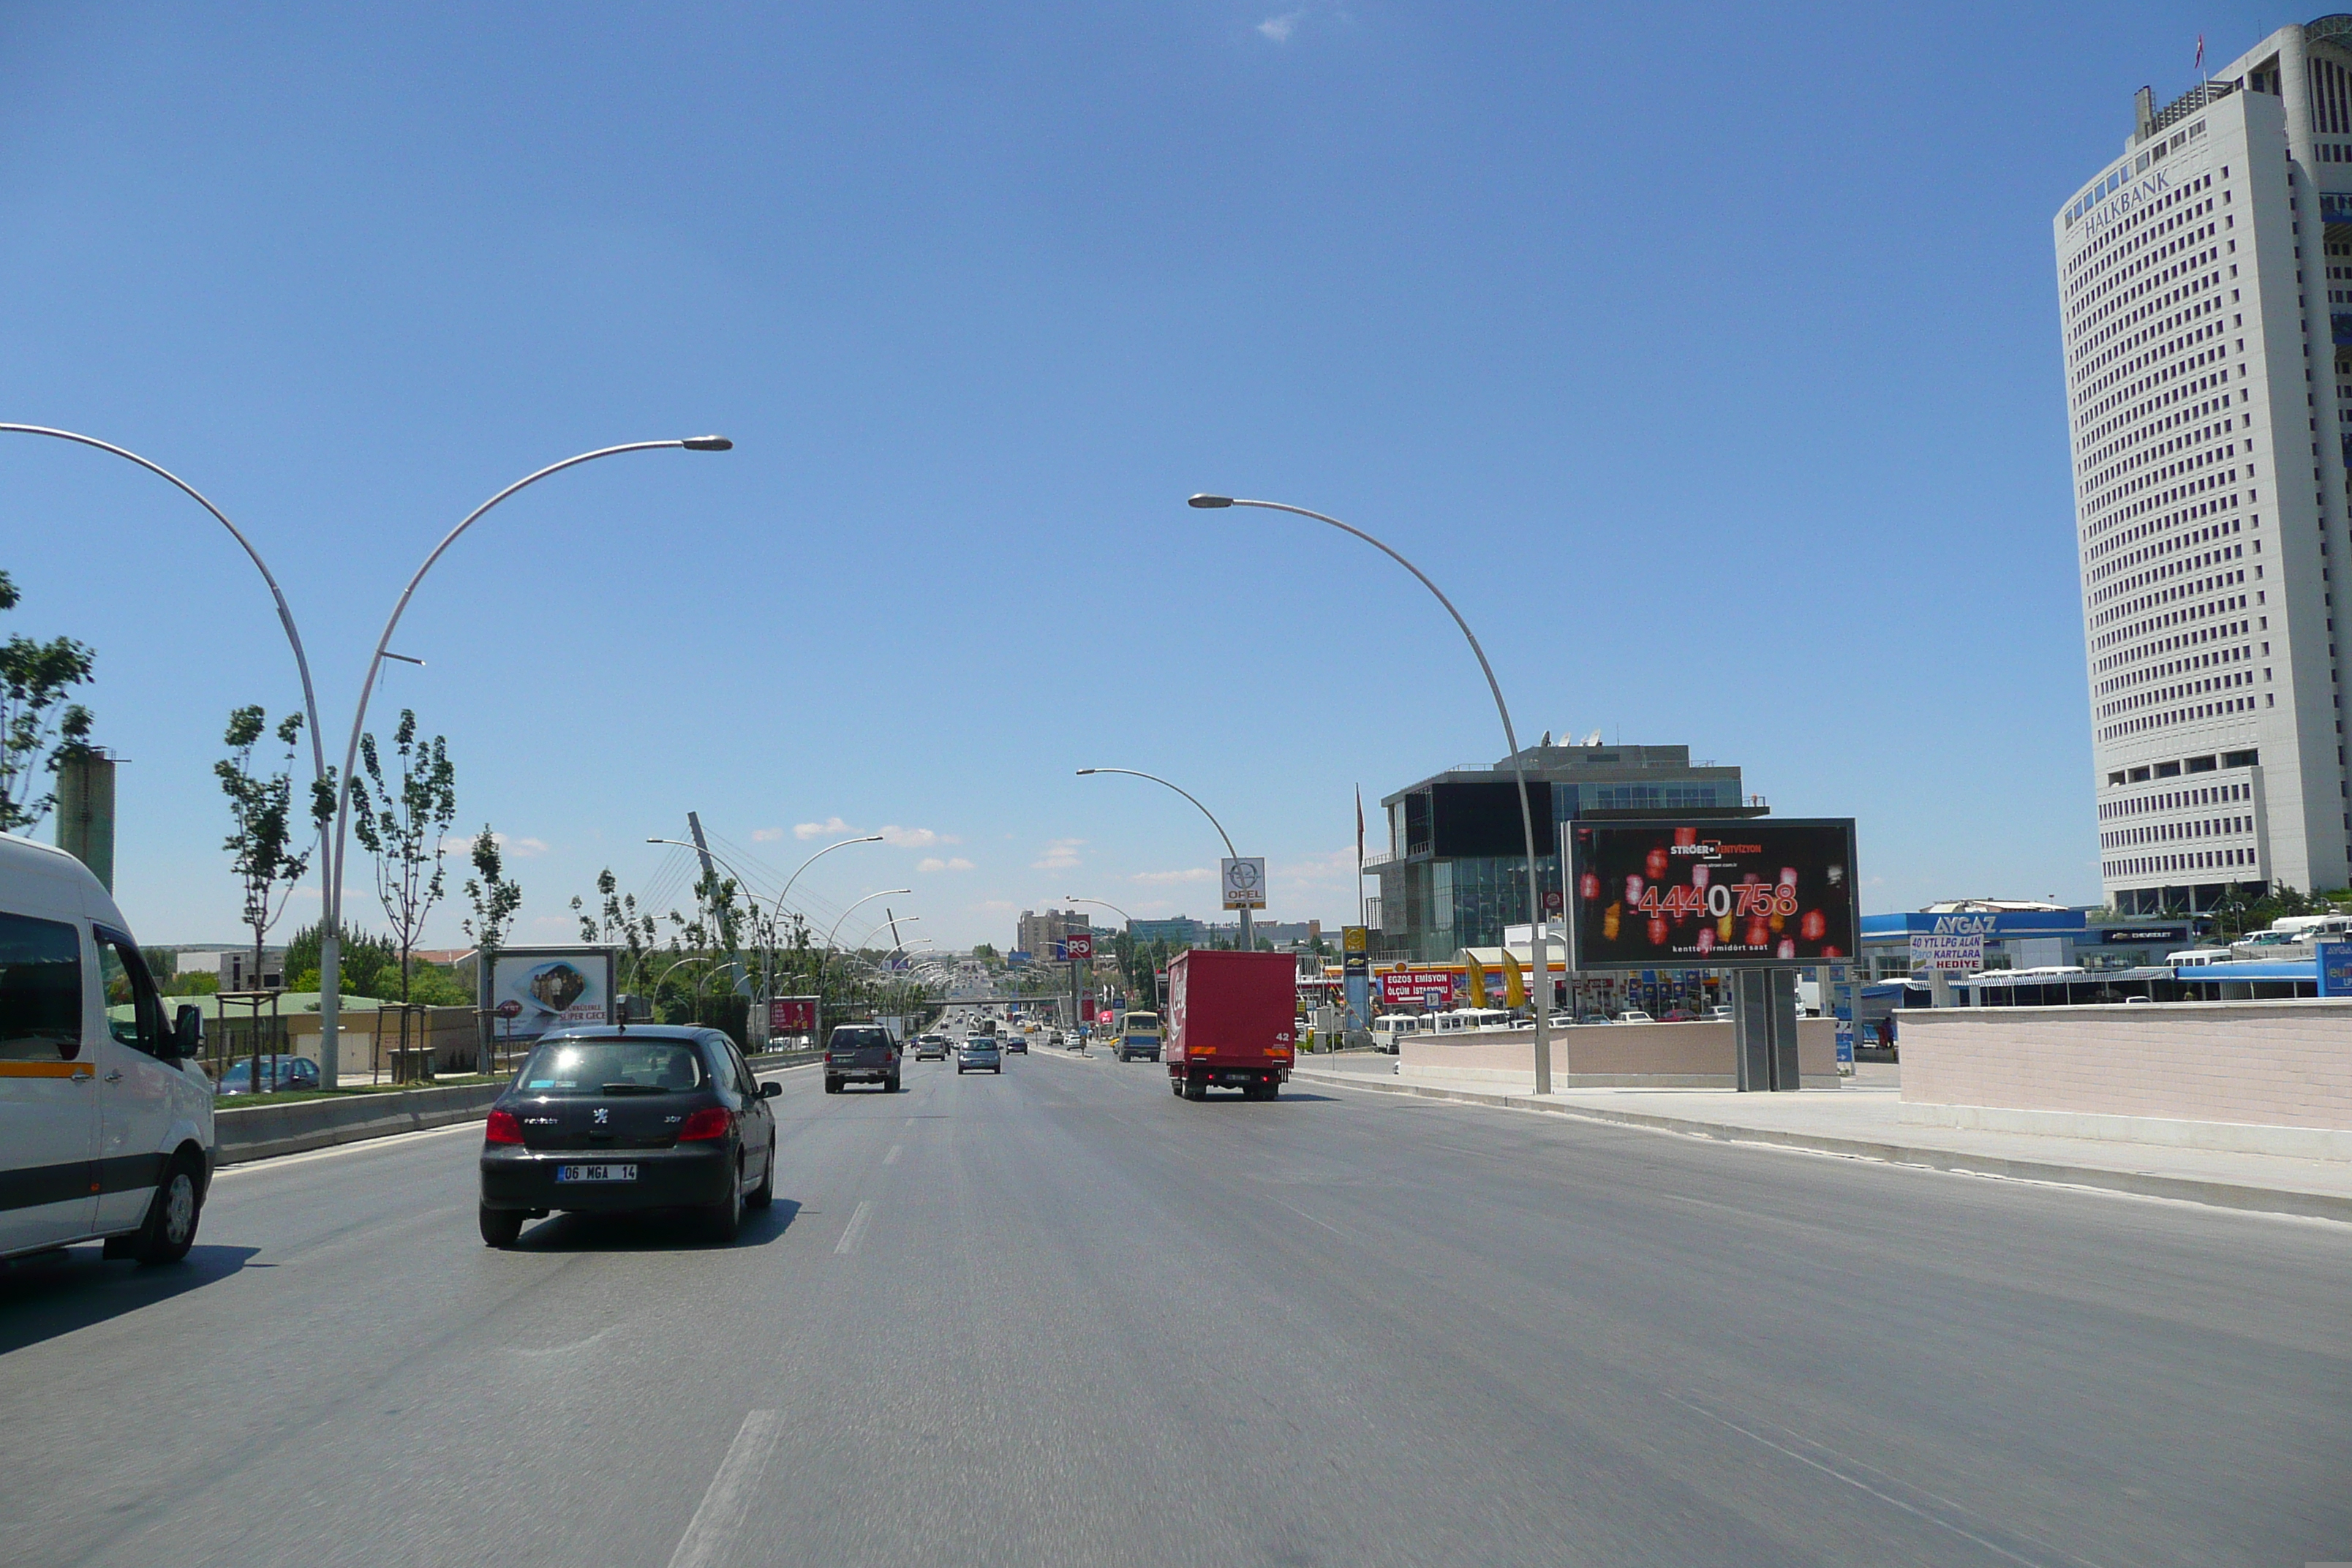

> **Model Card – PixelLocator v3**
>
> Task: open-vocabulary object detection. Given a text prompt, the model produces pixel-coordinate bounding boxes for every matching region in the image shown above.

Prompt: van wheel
[131,1156,203,1264]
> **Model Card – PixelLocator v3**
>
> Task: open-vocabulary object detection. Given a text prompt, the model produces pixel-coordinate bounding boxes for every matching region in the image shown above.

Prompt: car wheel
[886,1074,902,1093]
[130,1155,203,1264]
[478,1204,524,1248]
[825,1077,843,1094]
[747,1138,775,1210]
[708,1163,744,1243]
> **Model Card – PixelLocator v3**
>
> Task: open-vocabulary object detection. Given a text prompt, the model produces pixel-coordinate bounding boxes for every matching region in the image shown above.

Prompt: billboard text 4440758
[1564,819,1858,971]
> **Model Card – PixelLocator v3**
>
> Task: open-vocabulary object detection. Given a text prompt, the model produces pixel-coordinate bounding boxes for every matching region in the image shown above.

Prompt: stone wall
[1398,1020,1839,1088]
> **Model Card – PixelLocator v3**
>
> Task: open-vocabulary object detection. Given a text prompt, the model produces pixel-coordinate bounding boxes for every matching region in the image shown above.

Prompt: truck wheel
[130,1155,203,1264]
[479,1205,524,1248]
[1183,1077,1207,1101]
[1170,1077,1183,1098]
[826,1077,843,1094]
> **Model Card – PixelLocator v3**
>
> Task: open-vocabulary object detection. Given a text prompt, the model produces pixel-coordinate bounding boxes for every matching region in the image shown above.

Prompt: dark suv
[825,1024,901,1094]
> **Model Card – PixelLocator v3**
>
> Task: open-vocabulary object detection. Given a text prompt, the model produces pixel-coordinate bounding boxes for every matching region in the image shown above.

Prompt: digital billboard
[1564,818,1857,971]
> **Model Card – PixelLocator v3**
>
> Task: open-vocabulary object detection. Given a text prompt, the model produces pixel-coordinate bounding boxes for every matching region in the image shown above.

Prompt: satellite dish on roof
[1583,729,1604,747]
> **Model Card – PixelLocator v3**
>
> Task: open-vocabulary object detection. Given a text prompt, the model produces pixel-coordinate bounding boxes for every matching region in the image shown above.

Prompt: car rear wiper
[599,1082,668,1095]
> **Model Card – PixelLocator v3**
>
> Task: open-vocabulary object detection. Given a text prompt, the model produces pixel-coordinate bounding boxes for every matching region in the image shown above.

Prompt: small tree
[462,826,523,1073]
[348,710,458,1002]
[217,706,313,985]
[0,569,97,834]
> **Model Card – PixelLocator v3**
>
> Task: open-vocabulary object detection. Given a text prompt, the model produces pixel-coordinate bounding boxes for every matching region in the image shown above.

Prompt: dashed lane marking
[664,1409,782,1568]
[834,1199,874,1255]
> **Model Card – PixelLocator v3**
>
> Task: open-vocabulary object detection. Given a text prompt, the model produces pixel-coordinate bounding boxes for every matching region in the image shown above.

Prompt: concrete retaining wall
[1897,1001,2352,1156]
[214,1047,824,1165]
[1398,1020,1840,1091]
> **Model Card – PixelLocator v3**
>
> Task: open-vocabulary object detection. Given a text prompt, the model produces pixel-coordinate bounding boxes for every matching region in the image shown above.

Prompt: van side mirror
[759,1081,782,1099]
[172,1005,204,1060]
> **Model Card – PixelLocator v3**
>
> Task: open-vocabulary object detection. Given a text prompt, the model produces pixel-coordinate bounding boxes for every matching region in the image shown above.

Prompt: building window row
[2089,538,2246,607]
[2073,331,2239,461]
[2091,570,2248,635]
[2098,691,2261,742]
[2087,515,2243,587]
[2101,812,2253,849]
[2094,614,2253,678]
[2105,846,2258,878]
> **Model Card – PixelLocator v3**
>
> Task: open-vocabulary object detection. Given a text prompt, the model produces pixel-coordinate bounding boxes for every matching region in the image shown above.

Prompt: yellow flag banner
[1464,955,1489,1008]
[1501,950,1526,1009]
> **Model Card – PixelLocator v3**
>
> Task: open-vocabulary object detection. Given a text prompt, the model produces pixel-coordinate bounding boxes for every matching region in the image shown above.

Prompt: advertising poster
[485,946,616,1044]
[769,996,820,1036]
[1221,857,1267,911]
[2318,941,2352,998]
[1565,818,1858,971]
[1377,968,1458,1009]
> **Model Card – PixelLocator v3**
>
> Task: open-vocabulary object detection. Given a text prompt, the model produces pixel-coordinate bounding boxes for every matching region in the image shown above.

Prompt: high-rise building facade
[1014,908,1089,958]
[2058,18,2352,913]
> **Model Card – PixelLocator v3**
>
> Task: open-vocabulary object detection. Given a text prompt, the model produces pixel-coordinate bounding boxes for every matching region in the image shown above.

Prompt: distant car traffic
[1002,1032,1027,1054]
[826,1024,902,1093]
[913,1035,949,1060]
[478,1025,780,1248]
[211,1055,322,1096]
[957,1038,1003,1074]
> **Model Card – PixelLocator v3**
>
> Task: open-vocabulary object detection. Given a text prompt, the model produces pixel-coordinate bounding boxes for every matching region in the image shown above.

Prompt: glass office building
[1368,742,1751,962]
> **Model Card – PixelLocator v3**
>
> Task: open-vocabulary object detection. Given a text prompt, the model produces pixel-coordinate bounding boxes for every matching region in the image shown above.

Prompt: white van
[1369,1014,1428,1054]
[1,832,214,1264]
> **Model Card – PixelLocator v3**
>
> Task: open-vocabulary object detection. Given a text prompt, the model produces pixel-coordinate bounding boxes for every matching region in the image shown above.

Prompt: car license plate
[556,1164,637,1183]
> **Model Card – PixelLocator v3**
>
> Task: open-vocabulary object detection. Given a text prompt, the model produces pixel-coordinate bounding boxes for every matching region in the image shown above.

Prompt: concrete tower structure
[2058,17,2352,911]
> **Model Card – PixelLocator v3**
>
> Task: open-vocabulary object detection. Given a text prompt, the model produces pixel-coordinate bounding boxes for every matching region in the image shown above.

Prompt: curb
[1288,1067,2352,1224]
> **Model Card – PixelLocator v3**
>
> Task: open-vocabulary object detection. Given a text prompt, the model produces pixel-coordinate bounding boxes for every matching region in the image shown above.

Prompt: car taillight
[676,1107,731,1142]
[485,1108,523,1145]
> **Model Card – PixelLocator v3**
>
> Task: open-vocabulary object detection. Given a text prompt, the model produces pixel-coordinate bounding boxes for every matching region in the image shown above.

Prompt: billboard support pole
[1187,497,1551,1095]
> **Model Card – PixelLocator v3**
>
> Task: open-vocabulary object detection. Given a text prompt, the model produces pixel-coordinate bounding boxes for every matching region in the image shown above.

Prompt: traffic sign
[1064,931,1096,961]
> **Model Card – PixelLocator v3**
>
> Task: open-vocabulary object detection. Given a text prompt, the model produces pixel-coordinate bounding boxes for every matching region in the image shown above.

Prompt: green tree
[462,826,524,1072]
[0,569,97,834]
[348,709,458,1002]
[218,706,316,986]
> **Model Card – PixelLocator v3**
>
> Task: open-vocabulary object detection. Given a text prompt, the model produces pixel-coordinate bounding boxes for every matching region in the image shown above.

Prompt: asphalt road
[3,1046,2347,1567]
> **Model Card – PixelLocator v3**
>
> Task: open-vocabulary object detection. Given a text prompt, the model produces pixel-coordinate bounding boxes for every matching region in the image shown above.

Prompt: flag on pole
[2196,34,2205,75]
[1355,785,1364,866]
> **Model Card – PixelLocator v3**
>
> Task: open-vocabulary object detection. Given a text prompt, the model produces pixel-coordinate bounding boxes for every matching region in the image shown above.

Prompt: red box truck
[1166,949,1296,1101]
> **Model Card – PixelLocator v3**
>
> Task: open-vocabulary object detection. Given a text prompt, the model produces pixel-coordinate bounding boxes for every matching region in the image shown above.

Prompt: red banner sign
[768,997,818,1035]
[1064,931,1095,961]
[1377,969,1457,1009]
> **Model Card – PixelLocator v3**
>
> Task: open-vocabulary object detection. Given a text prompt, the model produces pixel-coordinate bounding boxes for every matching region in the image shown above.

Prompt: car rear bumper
[480,1143,734,1213]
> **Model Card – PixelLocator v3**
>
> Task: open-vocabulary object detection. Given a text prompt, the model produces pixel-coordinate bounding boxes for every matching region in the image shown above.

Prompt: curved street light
[1,424,333,940]
[1075,766,1253,948]
[816,889,914,1020]
[317,437,732,1079]
[1064,894,1133,929]
[1187,494,1554,1093]
[771,832,885,936]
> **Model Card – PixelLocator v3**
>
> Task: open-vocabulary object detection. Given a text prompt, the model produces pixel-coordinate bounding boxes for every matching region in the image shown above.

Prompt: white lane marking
[884,1144,902,1165]
[834,1199,873,1255]
[665,1409,783,1568]
[1273,1199,1363,1245]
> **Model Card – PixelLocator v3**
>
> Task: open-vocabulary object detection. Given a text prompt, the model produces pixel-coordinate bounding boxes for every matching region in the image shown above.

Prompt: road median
[218,1046,823,1164]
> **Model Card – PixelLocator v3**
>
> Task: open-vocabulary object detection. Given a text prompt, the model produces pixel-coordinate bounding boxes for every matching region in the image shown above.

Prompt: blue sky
[0,1,2285,951]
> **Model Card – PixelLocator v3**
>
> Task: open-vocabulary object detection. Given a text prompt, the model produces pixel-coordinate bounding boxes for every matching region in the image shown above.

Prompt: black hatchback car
[478,1025,780,1248]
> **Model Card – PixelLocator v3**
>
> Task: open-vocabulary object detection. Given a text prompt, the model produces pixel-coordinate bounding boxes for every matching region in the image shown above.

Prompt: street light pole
[646,835,763,1006]
[1075,766,1254,949]
[1188,494,1555,1096]
[818,888,914,1022]
[0,424,333,978]
[319,437,731,1080]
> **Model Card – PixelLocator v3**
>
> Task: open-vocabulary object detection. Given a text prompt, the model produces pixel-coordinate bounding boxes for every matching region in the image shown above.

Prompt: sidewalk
[1289,1060,2352,1223]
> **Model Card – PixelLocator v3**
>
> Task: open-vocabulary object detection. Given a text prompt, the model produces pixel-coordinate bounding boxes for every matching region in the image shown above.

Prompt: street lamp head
[679,435,734,451]
[1186,494,1234,509]
[1075,768,1096,776]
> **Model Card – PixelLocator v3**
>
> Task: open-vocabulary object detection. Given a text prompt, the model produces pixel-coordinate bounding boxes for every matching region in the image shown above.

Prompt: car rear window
[518,1039,706,1094]
[831,1028,890,1049]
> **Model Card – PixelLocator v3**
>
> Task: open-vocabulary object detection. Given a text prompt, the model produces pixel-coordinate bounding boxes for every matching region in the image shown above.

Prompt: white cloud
[794,817,854,841]
[530,915,573,930]
[438,831,544,858]
[1131,866,1214,884]
[1032,837,1085,870]
[916,856,978,873]
[753,826,785,843]
[1258,9,1304,41]
[880,824,959,849]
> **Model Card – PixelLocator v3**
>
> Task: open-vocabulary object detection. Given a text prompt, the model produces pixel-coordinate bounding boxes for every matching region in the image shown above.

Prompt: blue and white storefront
[1858,909,2092,979]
